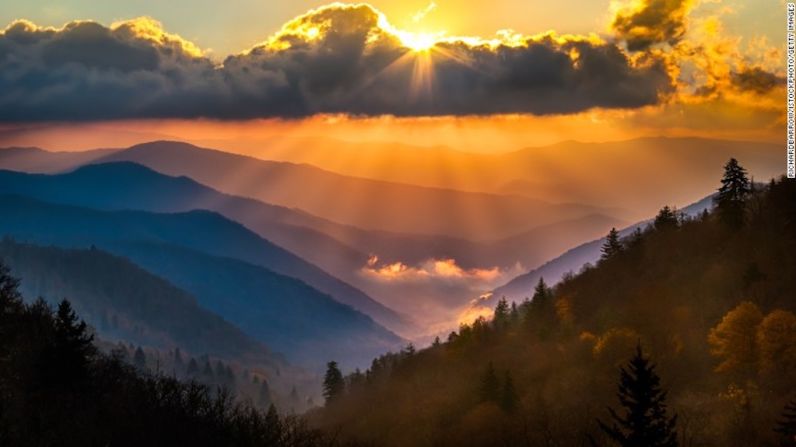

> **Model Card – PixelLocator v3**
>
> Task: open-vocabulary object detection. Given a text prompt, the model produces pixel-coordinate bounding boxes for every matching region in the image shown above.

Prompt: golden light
[399,31,439,52]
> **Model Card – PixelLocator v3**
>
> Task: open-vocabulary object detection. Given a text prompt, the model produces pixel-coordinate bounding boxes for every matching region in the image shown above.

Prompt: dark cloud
[0,4,672,121]
[612,0,695,51]
[730,67,785,95]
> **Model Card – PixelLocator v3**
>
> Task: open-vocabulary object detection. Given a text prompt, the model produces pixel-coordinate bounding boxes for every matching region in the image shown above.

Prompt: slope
[0,194,402,368]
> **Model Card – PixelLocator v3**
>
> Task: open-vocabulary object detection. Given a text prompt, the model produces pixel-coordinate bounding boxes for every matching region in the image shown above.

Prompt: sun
[399,32,438,52]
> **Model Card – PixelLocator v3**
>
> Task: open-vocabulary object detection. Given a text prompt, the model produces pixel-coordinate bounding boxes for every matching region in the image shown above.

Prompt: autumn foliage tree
[708,301,763,375]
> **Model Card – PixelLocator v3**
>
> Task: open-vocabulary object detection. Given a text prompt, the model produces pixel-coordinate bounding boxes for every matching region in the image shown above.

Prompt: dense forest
[0,263,349,446]
[307,161,796,446]
[1,159,794,446]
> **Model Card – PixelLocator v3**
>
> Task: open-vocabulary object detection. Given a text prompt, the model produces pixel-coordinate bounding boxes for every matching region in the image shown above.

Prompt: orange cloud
[362,255,506,284]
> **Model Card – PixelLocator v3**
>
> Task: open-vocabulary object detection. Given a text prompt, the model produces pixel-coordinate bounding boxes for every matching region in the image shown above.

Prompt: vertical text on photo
[788,3,795,177]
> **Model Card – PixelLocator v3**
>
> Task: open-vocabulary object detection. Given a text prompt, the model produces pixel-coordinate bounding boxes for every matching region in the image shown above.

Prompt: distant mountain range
[0,194,402,369]
[0,160,624,330]
[204,136,780,219]
[0,162,411,333]
[0,238,275,364]
[89,141,619,240]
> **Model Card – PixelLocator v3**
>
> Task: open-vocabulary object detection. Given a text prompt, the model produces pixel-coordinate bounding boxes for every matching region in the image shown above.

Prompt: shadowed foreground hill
[307,173,796,447]
[0,195,402,369]
[0,266,346,447]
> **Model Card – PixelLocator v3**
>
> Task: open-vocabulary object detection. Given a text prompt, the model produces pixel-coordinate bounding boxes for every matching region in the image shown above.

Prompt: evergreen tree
[510,301,520,323]
[322,361,345,405]
[654,206,679,231]
[263,404,283,445]
[52,300,95,384]
[133,346,147,371]
[525,277,555,338]
[186,357,199,376]
[479,362,500,403]
[775,399,796,447]
[259,380,272,408]
[601,227,623,261]
[598,344,678,447]
[173,347,183,368]
[715,158,751,228]
[432,336,441,347]
[500,370,517,412]
[493,297,510,328]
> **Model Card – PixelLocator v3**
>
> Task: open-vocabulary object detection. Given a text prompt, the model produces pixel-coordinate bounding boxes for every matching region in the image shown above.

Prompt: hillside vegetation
[308,164,796,447]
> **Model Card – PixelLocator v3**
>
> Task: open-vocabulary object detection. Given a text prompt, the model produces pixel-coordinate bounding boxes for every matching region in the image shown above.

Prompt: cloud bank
[0,3,674,121]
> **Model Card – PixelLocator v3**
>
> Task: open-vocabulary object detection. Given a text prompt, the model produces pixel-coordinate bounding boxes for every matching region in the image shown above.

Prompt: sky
[0,1,781,58]
[0,0,786,150]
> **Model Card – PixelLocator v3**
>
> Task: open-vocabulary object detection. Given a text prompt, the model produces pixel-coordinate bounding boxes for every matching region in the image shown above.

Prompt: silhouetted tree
[50,299,95,385]
[654,206,679,231]
[259,380,272,408]
[598,344,678,447]
[186,357,199,376]
[264,404,283,445]
[524,277,555,338]
[133,346,147,371]
[510,301,520,323]
[601,227,623,261]
[323,361,345,405]
[715,158,751,229]
[493,297,510,328]
[479,362,500,403]
[173,347,183,369]
[775,399,796,446]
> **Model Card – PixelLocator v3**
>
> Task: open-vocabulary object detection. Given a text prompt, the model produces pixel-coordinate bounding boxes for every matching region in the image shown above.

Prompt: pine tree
[479,362,500,403]
[174,347,183,368]
[186,357,199,376]
[493,297,510,328]
[654,206,679,231]
[601,227,623,261]
[598,344,678,447]
[259,380,272,408]
[263,404,283,445]
[322,361,345,405]
[525,277,555,337]
[715,158,751,228]
[500,370,517,412]
[48,300,95,386]
[775,399,796,447]
[133,346,147,371]
[529,277,552,314]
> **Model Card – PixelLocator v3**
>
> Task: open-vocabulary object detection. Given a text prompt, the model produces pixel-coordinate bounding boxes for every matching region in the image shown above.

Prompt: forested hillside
[0,265,345,447]
[308,164,796,447]
[0,239,271,362]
